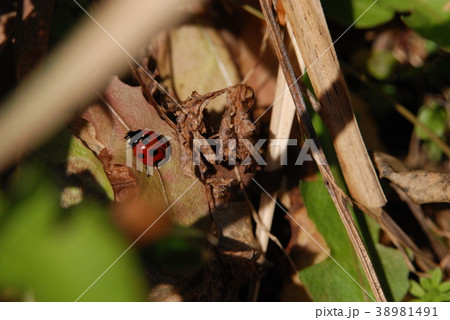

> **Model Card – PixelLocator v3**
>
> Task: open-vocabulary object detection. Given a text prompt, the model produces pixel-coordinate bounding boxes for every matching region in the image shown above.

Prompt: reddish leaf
[76,76,210,237]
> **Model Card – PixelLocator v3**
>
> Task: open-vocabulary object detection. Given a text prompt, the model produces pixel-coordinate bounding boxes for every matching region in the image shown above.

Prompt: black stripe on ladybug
[125,129,170,167]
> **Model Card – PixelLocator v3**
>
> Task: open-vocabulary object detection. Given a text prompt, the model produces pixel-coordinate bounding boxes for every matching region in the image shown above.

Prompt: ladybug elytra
[125,129,170,168]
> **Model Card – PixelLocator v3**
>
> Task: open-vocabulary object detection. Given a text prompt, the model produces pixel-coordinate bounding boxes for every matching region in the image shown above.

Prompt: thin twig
[259,0,386,301]
[390,183,448,261]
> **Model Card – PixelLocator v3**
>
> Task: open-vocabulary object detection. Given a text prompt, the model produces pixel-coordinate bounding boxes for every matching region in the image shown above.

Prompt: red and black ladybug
[125,129,170,174]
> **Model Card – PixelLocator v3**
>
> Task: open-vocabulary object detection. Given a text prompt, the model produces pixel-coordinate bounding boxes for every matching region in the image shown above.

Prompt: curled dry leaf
[219,84,256,161]
[374,152,450,204]
[73,76,210,241]
[177,84,256,208]
[177,88,226,178]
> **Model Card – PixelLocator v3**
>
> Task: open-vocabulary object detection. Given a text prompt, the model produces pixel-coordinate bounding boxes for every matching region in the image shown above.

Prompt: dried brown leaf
[374,152,450,204]
[176,84,256,207]
[177,88,225,178]
[219,84,256,162]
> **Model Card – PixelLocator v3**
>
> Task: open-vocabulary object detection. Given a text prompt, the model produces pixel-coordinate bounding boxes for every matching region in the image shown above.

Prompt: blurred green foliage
[415,101,448,162]
[323,0,450,50]
[0,161,147,301]
[410,269,450,302]
[366,50,398,81]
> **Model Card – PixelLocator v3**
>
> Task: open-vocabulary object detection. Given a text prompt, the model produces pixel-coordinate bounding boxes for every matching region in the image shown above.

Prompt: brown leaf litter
[177,84,257,208]
[374,152,450,204]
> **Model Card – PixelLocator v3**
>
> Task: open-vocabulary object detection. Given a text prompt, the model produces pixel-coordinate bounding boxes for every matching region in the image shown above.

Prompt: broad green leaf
[431,268,443,287]
[381,0,450,51]
[0,163,147,301]
[420,277,434,291]
[439,281,450,292]
[299,113,409,301]
[410,273,450,301]
[299,176,409,301]
[410,280,426,298]
[299,176,373,301]
[440,293,450,301]
[323,0,450,50]
[375,244,409,301]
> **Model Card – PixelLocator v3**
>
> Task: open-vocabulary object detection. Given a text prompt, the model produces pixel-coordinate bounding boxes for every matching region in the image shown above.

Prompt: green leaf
[375,244,409,301]
[37,128,114,202]
[0,163,147,301]
[439,281,450,293]
[439,293,450,301]
[299,113,409,302]
[420,277,433,291]
[415,103,447,140]
[414,102,447,162]
[424,140,444,163]
[299,176,371,301]
[430,268,443,287]
[68,137,115,200]
[299,176,409,301]
[409,280,426,298]
[380,0,450,50]
[322,0,395,29]
[323,0,450,50]
[366,50,398,80]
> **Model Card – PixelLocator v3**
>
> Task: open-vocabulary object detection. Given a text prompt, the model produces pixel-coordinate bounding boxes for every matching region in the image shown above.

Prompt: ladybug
[125,129,170,173]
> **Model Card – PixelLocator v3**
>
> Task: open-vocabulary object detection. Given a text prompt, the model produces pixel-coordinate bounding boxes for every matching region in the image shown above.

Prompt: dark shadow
[354,208,395,301]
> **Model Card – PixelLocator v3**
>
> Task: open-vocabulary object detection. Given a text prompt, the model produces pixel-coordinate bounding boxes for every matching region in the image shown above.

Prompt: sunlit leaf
[409,280,426,298]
